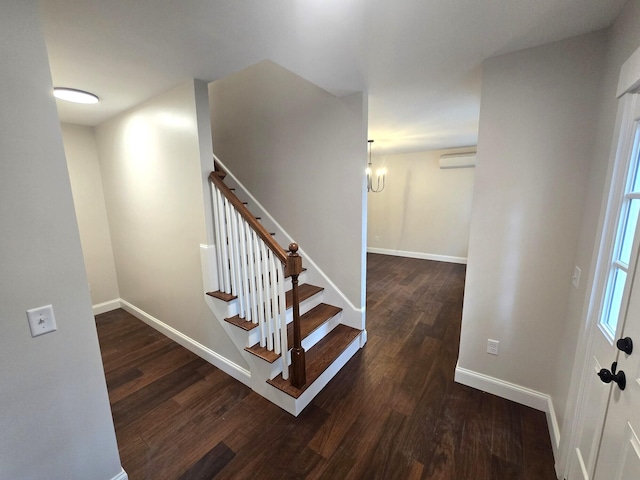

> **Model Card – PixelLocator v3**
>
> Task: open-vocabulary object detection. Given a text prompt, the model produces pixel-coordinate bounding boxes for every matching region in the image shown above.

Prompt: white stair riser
[246,354,283,381]
[300,312,341,352]
[285,290,323,324]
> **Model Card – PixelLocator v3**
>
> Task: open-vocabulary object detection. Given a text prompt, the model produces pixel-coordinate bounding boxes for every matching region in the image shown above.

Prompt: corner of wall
[194,79,216,246]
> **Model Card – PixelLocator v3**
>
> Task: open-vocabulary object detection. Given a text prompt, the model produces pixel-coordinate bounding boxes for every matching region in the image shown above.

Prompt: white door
[592,94,640,479]
[568,92,640,480]
[593,256,640,479]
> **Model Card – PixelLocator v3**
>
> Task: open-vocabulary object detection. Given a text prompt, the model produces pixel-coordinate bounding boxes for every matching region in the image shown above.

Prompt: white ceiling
[39,0,626,154]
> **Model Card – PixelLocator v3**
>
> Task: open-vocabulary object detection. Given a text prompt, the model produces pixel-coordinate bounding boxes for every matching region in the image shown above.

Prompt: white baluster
[257,240,267,348]
[263,247,274,351]
[210,184,225,292]
[246,224,259,325]
[223,198,236,296]
[229,208,245,318]
[218,190,231,294]
[238,217,251,321]
[269,250,281,355]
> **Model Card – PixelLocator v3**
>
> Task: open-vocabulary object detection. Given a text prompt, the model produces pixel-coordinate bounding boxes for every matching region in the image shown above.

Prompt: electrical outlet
[26,304,57,337]
[375,235,380,241]
[487,339,499,356]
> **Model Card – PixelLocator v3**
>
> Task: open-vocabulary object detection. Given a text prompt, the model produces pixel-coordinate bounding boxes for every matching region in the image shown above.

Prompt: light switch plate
[572,266,581,289]
[26,304,57,337]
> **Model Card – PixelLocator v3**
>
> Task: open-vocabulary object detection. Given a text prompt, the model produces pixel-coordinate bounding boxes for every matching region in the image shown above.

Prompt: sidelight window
[601,124,640,338]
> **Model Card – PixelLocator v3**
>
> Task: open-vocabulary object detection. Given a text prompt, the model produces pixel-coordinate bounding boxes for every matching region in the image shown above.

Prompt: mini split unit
[439,152,476,169]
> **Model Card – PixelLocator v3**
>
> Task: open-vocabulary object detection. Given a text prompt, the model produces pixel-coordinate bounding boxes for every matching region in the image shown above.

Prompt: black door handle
[616,337,633,355]
[598,361,626,391]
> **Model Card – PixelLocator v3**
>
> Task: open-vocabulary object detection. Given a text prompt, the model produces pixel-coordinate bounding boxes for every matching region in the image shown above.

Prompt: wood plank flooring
[96,253,557,479]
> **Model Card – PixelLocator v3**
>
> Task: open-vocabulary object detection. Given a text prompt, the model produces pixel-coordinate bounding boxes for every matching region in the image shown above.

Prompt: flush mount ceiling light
[53,87,99,104]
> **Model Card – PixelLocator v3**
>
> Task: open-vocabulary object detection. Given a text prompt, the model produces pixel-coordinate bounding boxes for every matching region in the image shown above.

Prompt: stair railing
[209,169,306,387]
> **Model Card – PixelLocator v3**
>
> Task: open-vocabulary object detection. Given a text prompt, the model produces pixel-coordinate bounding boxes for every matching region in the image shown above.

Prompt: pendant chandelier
[366,139,386,193]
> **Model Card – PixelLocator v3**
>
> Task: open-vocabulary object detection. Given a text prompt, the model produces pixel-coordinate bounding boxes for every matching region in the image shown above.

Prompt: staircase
[203,159,364,416]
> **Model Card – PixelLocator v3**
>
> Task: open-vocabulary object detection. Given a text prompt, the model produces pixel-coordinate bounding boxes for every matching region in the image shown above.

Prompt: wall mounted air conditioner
[439,153,476,169]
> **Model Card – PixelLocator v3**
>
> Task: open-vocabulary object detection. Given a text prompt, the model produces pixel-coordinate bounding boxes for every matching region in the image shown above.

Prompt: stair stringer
[201,246,274,386]
[204,292,288,390]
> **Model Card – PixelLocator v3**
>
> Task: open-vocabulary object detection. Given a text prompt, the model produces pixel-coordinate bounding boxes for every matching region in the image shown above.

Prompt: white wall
[62,123,120,308]
[458,31,606,414]
[367,148,475,262]
[0,2,123,479]
[94,80,248,370]
[209,60,367,310]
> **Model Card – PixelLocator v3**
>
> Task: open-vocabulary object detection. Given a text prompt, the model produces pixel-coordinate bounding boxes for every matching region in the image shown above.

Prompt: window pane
[630,127,640,191]
[618,198,640,266]
[604,268,627,333]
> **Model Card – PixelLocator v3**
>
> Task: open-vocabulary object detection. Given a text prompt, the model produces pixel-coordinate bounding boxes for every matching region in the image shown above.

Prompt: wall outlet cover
[487,339,499,355]
[26,304,57,337]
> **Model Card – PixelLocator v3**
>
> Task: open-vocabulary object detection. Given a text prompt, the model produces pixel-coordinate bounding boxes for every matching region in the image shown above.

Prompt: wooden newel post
[287,243,306,388]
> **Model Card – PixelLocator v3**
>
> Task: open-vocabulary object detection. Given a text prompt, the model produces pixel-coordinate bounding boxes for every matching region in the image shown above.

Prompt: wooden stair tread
[267,324,361,399]
[206,290,237,302]
[287,303,342,347]
[286,283,323,308]
[224,315,258,331]
[245,343,281,363]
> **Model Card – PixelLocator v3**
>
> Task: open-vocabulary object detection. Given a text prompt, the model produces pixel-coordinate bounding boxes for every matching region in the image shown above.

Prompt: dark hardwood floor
[96,253,557,479]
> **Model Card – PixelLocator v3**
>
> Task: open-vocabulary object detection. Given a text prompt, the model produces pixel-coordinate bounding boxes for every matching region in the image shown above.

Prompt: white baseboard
[111,468,128,480]
[119,299,251,387]
[93,299,121,315]
[455,364,561,462]
[367,247,467,265]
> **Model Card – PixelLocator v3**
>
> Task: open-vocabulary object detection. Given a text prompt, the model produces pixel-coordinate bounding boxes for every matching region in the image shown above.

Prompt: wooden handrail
[209,171,288,265]
[209,168,306,388]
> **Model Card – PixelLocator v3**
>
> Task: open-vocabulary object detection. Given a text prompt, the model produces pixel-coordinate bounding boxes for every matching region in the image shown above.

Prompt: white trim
[93,299,121,315]
[359,328,368,348]
[546,395,561,452]
[367,247,467,265]
[119,299,252,387]
[455,364,561,460]
[110,468,128,480]
[617,44,640,97]
[576,448,589,480]
[199,244,219,293]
